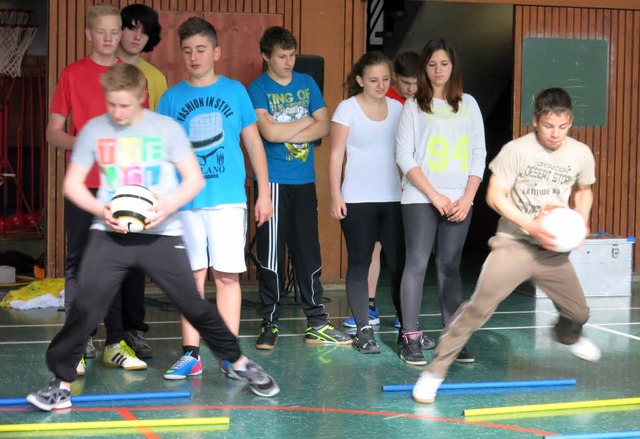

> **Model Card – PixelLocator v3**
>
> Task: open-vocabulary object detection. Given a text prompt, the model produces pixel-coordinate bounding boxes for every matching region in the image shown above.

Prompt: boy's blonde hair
[87,3,121,30]
[100,64,146,98]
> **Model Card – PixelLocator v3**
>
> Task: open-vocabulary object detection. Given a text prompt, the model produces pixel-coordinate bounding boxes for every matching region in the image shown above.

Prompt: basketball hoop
[0,9,30,25]
[0,9,37,78]
[0,26,37,78]
[0,9,42,237]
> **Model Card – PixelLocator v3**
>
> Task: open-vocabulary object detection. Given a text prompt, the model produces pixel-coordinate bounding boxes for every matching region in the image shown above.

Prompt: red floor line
[114,408,161,439]
[0,404,557,436]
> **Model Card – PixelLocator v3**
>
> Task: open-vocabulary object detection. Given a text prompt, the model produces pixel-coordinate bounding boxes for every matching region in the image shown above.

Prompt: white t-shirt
[395,94,486,204]
[332,96,403,203]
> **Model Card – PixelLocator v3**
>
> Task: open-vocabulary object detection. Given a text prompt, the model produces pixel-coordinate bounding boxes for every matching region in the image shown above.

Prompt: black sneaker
[454,347,475,363]
[399,331,427,365]
[124,330,153,358]
[232,359,280,397]
[396,331,436,350]
[84,337,96,359]
[421,334,436,350]
[26,378,71,411]
[354,326,381,354]
[256,322,279,350]
[305,323,352,344]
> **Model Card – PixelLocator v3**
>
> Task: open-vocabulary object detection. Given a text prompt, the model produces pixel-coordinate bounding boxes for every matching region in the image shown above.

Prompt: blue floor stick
[0,391,191,406]
[382,378,577,392]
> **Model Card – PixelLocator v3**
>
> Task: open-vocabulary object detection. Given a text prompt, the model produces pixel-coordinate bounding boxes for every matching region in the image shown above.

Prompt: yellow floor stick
[0,417,230,432]
[463,397,640,417]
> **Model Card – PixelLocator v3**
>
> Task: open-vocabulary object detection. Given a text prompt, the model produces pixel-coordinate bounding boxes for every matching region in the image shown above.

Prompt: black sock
[183,346,200,359]
[369,299,376,310]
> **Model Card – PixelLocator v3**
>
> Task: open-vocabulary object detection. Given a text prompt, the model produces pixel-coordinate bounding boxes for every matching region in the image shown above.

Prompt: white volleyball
[541,207,587,252]
[110,185,157,233]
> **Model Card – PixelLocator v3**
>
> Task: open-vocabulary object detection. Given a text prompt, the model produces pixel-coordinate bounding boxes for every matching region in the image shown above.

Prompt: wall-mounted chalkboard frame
[521,38,608,127]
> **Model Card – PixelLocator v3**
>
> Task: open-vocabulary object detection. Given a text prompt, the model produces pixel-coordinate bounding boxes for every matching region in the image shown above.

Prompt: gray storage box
[535,234,635,297]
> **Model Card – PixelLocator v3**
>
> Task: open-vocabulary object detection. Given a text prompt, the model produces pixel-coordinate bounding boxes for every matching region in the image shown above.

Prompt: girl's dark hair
[121,4,162,53]
[414,38,463,113]
[345,51,391,98]
[533,87,573,120]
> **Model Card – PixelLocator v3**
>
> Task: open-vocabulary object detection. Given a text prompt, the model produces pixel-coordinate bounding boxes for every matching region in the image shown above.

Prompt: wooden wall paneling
[555,7,564,37]
[544,7,552,37]
[283,0,293,39]
[536,5,543,37]
[299,0,349,279]
[419,0,640,9]
[602,10,617,233]
[145,11,192,87]
[592,8,608,231]
[632,13,640,244]
[612,10,624,233]
[353,0,366,64]
[593,8,605,230]
[46,0,367,280]
[514,5,640,268]
[619,10,631,233]
[46,0,70,277]
[512,5,523,136]
[204,13,282,86]
[69,2,79,61]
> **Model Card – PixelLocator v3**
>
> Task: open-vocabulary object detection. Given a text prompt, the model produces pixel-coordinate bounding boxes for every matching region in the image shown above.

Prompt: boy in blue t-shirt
[247,26,350,349]
[157,17,272,380]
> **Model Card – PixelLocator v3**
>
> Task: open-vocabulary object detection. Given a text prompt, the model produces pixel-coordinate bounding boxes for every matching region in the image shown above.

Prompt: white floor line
[587,323,640,341]
[7,321,640,345]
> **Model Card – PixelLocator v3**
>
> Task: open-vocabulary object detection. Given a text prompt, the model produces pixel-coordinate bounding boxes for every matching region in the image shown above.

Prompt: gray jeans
[427,234,590,379]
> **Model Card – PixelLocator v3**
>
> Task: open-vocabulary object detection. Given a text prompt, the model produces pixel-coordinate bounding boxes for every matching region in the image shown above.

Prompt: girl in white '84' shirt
[395,38,487,366]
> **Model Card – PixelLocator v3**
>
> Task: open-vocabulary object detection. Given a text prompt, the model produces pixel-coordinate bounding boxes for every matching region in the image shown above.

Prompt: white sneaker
[568,336,601,362]
[103,340,147,370]
[412,371,444,404]
[76,357,86,376]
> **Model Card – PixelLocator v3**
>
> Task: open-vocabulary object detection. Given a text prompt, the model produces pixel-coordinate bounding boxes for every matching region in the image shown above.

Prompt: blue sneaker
[394,314,401,328]
[163,352,202,380]
[342,307,380,327]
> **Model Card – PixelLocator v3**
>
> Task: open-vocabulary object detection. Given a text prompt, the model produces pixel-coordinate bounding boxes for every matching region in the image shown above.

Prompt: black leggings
[340,202,404,329]
[400,203,472,333]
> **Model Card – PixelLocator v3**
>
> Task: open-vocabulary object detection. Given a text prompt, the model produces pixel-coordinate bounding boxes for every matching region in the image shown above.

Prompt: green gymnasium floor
[0,273,639,438]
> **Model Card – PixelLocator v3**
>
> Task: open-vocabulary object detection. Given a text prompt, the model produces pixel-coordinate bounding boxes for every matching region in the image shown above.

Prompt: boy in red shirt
[47,3,147,374]
[386,51,419,104]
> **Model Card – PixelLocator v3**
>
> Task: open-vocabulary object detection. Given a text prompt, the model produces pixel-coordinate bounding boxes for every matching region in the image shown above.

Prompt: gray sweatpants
[426,234,590,378]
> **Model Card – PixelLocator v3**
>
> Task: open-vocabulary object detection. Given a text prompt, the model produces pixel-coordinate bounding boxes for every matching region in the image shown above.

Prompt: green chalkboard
[521,38,608,127]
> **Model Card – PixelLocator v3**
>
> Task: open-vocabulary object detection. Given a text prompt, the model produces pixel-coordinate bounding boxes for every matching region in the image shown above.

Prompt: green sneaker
[256,322,279,350]
[305,323,352,344]
[76,357,86,376]
[103,340,147,370]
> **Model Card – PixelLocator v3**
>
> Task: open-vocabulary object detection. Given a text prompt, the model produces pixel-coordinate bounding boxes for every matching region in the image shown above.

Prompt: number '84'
[426,135,469,172]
